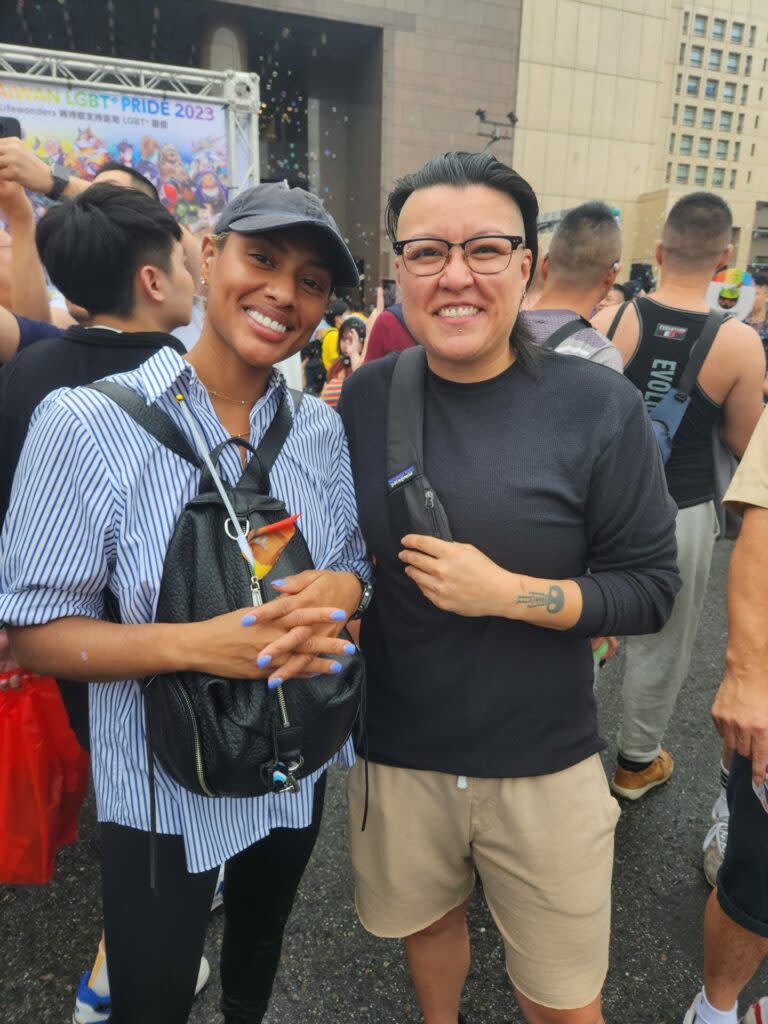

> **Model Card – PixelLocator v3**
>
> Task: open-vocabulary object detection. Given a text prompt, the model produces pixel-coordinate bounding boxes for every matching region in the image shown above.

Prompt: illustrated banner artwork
[0,77,231,233]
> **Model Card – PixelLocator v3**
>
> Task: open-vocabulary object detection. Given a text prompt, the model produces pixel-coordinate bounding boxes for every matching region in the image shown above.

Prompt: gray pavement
[2,538,767,1023]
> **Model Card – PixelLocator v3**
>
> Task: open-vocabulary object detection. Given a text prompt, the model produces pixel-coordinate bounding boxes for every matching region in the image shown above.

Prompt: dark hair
[548,201,621,287]
[753,273,768,288]
[663,192,732,271]
[36,182,182,317]
[328,298,350,320]
[385,151,540,371]
[339,315,367,345]
[93,160,159,200]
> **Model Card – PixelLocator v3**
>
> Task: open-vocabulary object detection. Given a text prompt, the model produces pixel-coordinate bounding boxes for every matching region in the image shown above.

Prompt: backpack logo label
[655,324,688,340]
[387,465,416,491]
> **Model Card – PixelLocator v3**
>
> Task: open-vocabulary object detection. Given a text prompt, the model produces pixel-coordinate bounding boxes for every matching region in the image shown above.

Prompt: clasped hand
[195,570,361,686]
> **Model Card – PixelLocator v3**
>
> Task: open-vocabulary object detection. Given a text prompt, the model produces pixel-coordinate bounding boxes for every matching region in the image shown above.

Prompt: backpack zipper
[251,575,291,729]
[424,489,440,533]
[176,684,215,797]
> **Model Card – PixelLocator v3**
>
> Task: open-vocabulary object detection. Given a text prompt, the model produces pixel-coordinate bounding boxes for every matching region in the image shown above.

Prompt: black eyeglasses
[393,235,526,276]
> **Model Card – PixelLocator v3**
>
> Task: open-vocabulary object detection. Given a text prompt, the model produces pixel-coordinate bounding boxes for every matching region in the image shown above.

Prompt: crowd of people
[0,131,767,1024]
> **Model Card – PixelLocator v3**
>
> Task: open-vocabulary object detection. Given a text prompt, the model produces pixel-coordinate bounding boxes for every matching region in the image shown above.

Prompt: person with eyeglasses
[339,152,681,1024]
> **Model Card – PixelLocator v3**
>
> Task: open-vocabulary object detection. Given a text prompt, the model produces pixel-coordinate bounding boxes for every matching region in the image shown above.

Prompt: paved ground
[2,538,767,1023]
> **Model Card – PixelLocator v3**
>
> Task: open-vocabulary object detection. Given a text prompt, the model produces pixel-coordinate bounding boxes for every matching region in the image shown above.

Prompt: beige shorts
[347,754,620,1010]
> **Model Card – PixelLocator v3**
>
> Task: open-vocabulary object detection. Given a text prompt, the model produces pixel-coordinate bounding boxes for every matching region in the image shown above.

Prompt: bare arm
[720,323,766,458]
[712,506,768,784]
[7,600,355,684]
[0,180,50,321]
[591,302,640,367]
[0,302,21,363]
[0,138,89,199]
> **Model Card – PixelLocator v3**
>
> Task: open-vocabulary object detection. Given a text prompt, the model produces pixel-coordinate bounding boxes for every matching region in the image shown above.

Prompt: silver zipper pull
[251,577,263,607]
[425,489,435,510]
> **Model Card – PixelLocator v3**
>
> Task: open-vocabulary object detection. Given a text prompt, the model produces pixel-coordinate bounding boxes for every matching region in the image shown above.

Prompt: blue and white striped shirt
[0,346,370,872]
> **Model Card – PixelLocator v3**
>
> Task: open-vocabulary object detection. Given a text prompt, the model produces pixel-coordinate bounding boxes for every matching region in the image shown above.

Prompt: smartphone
[0,117,21,139]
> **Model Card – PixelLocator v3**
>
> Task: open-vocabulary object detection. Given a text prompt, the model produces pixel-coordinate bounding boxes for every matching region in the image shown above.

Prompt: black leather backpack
[89,381,364,807]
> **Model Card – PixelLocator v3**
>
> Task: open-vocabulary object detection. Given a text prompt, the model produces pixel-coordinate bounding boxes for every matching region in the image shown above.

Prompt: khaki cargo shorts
[347,754,620,1010]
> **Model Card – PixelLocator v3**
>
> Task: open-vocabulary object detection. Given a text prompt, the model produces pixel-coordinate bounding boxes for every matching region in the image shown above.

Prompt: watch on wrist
[350,574,374,621]
[46,164,71,201]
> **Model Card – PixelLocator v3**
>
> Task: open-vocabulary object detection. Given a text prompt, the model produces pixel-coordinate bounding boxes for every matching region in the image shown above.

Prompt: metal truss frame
[0,43,261,191]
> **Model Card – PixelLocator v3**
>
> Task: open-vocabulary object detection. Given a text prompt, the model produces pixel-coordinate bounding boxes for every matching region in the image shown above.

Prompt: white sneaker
[683,992,702,1024]
[211,864,225,911]
[72,955,210,1023]
[742,997,768,1023]
[703,795,730,888]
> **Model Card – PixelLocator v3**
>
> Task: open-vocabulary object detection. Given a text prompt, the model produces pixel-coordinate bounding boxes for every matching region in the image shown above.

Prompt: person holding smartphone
[321,314,366,409]
[339,152,681,1024]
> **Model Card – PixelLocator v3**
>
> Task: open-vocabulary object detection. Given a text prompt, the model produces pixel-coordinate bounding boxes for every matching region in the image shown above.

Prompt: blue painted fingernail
[329,661,342,674]
[271,579,286,588]
[268,677,283,690]
[257,654,272,668]
[242,613,257,626]
[331,609,346,622]
[343,643,356,655]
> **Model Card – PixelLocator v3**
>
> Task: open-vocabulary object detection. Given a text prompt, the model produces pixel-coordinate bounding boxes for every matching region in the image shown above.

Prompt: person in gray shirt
[525,201,623,372]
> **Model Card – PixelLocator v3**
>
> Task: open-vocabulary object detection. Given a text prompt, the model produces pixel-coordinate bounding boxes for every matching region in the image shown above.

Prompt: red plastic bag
[0,673,89,884]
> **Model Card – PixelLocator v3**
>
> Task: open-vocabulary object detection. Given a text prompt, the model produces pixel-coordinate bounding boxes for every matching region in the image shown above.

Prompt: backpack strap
[606,300,632,341]
[387,344,428,477]
[676,310,730,398]
[254,388,303,477]
[87,381,202,467]
[543,315,592,351]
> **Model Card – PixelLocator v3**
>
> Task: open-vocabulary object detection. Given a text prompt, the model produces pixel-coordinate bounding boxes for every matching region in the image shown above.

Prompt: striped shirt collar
[134,345,286,409]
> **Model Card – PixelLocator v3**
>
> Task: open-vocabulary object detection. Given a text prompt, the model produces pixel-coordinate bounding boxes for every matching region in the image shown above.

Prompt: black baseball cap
[214,182,359,289]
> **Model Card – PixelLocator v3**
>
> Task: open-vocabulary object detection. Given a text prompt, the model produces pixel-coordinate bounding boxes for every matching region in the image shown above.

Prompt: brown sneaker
[610,750,674,800]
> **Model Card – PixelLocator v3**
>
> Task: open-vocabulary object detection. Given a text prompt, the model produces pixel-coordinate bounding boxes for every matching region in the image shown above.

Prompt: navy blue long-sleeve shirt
[340,349,680,778]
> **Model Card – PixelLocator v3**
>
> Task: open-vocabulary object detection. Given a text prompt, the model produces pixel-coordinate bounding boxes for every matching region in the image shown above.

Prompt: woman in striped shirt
[0,182,371,1024]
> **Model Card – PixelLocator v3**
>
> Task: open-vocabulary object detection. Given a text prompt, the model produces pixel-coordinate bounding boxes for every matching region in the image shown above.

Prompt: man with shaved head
[526,200,623,370]
[592,194,765,868]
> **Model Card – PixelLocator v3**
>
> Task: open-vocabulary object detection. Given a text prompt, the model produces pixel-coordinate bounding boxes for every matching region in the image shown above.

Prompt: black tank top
[624,297,720,509]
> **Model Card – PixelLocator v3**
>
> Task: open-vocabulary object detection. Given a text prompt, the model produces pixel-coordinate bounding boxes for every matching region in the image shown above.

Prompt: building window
[695,166,708,186]
[763,58,767,73]
[747,170,752,184]
[672,103,679,124]
[682,11,689,33]
[665,162,671,183]
[694,15,707,36]
[669,132,676,154]
[698,136,712,156]
[727,52,740,74]
[720,110,733,131]
[683,105,697,126]
[722,81,735,102]
[712,167,725,187]
[751,143,756,157]
[680,42,687,64]
[701,108,715,128]
[713,18,726,40]
[730,169,737,189]
[709,49,722,70]
[746,54,752,76]
[687,75,700,95]
[680,134,693,155]
[742,84,749,105]
[737,113,744,132]
[716,139,729,160]
[731,22,744,43]
[676,73,682,95]
[734,141,740,161]
[749,25,756,46]
[677,164,691,184]
[707,79,720,99]
[761,87,764,102]
[756,115,761,130]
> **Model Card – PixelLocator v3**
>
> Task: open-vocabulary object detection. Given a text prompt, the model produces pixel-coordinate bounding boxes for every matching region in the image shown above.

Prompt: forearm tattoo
[516,585,565,614]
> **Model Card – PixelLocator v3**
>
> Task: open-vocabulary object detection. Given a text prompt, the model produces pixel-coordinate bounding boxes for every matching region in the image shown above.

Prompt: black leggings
[101,774,326,1024]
